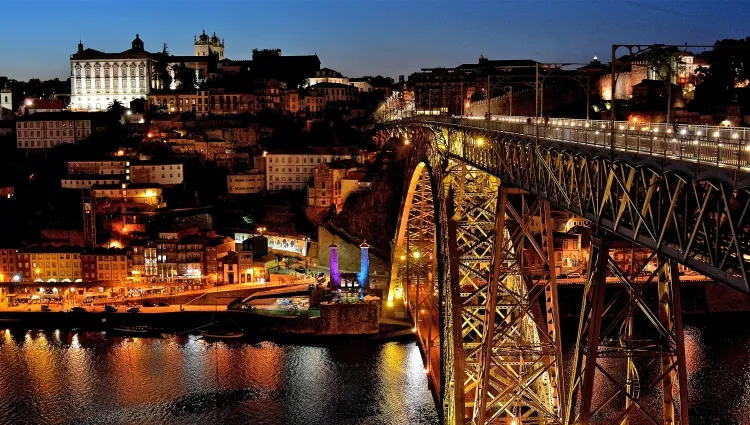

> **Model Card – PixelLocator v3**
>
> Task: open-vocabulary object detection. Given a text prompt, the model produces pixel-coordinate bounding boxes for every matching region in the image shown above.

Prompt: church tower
[194,30,224,60]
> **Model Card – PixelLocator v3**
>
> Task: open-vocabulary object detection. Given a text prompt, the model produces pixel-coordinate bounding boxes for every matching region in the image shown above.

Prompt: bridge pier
[566,234,690,425]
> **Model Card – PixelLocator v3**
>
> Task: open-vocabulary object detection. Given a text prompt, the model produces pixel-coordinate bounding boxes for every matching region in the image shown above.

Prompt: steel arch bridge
[380,116,750,425]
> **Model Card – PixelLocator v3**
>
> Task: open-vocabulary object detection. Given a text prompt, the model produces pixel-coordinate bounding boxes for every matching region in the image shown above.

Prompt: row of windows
[75,63,145,78]
[19,140,77,148]
[269,156,342,164]
[20,130,83,138]
[18,121,88,129]
[271,167,314,173]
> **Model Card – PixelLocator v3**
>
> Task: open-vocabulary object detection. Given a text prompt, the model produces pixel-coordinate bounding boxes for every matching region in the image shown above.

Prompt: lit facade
[264,148,366,191]
[306,68,349,87]
[227,172,265,195]
[130,163,184,186]
[17,248,82,282]
[194,30,224,59]
[70,35,161,111]
[91,184,163,206]
[67,160,128,176]
[147,91,210,117]
[307,161,361,211]
[16,112,96,150]
[62,176,124,190]
[0,249,18,282]
[81,249,128,282]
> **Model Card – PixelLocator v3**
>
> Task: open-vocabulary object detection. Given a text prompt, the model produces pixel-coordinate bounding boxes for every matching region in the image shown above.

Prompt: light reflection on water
[0,331,439,425]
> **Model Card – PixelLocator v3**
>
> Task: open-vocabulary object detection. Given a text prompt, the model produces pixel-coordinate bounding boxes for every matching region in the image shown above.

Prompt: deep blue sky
[2,0,749,81]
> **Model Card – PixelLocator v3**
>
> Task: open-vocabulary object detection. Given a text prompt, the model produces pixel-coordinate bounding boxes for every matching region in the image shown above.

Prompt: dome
[199,29,208,42]
[131,34,144,51]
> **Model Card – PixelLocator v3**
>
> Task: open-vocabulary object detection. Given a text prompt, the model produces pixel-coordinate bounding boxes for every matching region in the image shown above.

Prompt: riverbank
[0,301,404,340]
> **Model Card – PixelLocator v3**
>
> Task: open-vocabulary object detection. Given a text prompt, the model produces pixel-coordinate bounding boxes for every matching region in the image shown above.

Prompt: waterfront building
[81,248,128,282]
[0,249,18,282]
[204,236,235,282]
[329,241,371,301]
[70,35,161,111]
[17,246,82,282]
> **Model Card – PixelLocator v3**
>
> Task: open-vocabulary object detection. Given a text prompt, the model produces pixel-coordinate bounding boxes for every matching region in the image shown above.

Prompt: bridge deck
[418,115,750,172]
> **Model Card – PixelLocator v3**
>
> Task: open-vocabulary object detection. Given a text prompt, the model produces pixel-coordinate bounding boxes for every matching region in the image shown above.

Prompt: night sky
[2,0,749,81]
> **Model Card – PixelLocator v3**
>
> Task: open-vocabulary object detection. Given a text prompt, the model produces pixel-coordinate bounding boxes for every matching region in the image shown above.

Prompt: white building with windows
[70,34,161,111]
[130,162,184,186]
[15,112,103,150]
[264,147,367,191]
[227,172,265,195]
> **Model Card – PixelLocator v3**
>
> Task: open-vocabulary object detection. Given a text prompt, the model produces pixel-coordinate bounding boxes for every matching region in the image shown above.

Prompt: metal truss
[468,190,565,425]
[389,121,750,295]
[385,127,567,425]
[566,236,689,425]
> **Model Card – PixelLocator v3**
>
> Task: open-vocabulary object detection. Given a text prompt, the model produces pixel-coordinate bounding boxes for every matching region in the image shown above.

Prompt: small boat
[112,325,163,336]
[200,329,245,340]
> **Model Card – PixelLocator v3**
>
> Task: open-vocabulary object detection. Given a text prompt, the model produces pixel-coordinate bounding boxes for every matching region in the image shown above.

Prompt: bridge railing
[401,115,750,171]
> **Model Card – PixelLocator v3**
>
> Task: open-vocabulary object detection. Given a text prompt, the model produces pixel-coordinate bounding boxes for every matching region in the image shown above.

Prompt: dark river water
[1,316,749,425]
[0,332,439,425]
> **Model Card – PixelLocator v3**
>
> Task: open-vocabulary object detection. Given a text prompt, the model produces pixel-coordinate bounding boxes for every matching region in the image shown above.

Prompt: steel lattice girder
[392,122,750,295]
[566,236,690,425]
[386,126,567,425]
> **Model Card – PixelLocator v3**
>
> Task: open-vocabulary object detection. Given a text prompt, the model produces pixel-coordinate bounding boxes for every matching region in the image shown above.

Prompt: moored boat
[111,325,163,336]
[200,329,244,340]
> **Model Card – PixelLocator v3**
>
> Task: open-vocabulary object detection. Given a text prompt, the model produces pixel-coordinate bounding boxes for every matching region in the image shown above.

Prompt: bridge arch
[378,118,750,425]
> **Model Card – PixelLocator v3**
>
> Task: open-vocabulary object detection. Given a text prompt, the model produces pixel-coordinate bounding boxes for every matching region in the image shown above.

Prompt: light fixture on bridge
[476,137,484,146]
[680,129,687,135]
[413,251,421,259]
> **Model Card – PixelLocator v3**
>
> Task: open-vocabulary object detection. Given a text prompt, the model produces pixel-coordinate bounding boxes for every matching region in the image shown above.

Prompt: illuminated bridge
[379,115,750,425]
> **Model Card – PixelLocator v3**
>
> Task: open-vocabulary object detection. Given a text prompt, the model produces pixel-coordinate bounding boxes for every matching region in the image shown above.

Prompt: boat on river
[111,325,163,336]
[200,329,245,340]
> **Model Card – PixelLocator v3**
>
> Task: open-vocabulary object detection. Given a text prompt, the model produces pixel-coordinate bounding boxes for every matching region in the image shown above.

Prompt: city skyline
[2,0,749,81]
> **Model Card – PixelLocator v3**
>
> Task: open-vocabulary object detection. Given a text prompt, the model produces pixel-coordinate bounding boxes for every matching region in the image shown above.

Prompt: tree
[283,256,296,270]
[107,100,126,120]
[153,43,172,90]
[175,63,197,92]
[470,91,485,102]
[691,37,750,112]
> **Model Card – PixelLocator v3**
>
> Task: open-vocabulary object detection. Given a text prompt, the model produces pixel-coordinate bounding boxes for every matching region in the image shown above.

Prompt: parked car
[568,272,581,279]
[295,267,306,274]
[142,301,155,307]
[556,273,567,279]
[41,305,52,312]
[71,306,87,313]
[127,306,141,313]
[104,305,118,313]
[157,301,169,307]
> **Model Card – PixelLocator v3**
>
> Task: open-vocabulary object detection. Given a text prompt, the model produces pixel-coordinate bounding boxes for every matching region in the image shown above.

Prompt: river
[0,331,439,425]
[1,316,748,425]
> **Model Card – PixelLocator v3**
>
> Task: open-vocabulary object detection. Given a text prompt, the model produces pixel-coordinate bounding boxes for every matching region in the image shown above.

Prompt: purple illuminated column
[329,243,340,289]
